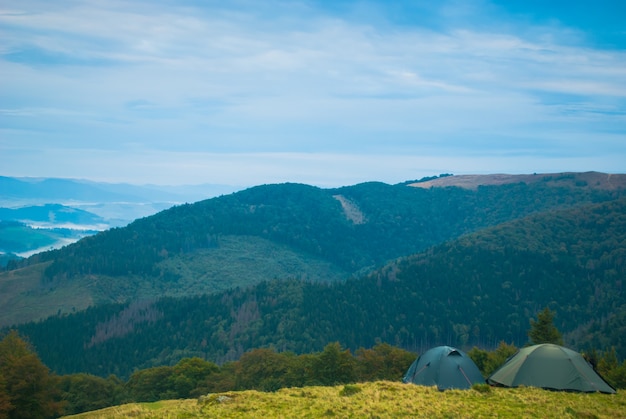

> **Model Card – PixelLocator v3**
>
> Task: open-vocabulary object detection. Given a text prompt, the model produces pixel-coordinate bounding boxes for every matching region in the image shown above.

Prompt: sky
[1,0,625,188]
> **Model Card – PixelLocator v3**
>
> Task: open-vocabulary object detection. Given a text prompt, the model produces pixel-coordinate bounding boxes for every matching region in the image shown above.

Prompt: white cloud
[1,0,625,185]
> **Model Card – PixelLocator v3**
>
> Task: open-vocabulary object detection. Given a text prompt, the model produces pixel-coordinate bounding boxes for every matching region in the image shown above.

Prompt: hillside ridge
[2,172,625,329]
[409,171,626,190]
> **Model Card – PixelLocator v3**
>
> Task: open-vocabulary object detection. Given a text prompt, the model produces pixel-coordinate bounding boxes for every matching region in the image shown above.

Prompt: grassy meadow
[62,381,625,418]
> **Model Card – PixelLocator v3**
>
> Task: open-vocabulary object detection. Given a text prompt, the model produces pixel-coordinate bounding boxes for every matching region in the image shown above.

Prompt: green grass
[61,381,626,419]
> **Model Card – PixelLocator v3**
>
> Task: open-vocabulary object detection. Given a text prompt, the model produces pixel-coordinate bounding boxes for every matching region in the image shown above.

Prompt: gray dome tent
[402,346,485,390]
[487,343,616,394]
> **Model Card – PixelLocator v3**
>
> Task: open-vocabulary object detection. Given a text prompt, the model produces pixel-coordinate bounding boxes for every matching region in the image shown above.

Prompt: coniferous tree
[528,307,563,345]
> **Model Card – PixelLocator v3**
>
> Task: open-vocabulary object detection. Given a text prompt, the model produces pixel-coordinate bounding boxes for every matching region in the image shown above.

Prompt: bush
[339,384,362,397]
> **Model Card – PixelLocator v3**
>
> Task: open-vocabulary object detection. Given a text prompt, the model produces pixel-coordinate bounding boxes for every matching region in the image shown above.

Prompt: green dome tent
[402,346,485,390]
[487,343,616,394]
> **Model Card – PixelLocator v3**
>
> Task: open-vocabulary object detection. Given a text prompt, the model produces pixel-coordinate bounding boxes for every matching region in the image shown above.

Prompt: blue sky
[1,0,625,187]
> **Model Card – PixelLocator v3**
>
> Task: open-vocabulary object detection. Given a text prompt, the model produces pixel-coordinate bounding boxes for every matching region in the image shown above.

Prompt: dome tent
[402,346,485,390]
[487,343,616,394]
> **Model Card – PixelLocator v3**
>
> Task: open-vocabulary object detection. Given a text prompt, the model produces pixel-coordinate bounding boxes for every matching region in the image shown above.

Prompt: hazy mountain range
[0,176,242,260]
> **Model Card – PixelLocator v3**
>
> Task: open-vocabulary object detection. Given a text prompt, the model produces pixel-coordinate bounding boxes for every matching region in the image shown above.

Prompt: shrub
[339,384,362,397]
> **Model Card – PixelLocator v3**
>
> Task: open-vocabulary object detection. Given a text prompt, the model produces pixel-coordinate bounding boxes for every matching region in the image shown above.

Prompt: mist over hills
[2,172,626,378]
[0,204,106,227]
[0,176,242,262]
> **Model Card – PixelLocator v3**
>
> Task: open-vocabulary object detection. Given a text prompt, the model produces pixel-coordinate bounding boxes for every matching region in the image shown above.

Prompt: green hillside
[0,236,348,328]
[12,197,626,379]
[3,174,624,327]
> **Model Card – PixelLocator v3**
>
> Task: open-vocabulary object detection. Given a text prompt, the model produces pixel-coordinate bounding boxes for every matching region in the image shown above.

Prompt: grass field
[62,381,625,418]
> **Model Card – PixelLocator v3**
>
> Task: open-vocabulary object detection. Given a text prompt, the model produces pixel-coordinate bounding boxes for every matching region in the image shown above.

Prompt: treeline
[2,330,626,419]
[0,330,415,417]
[57,342,415,415]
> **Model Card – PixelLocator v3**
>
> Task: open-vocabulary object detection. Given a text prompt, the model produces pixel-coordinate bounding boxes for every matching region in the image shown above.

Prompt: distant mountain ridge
[409,171,626,190]
[1,177,144,202]
[0,204,105,227]
[0,176,242,225]
[0,177,243,260]
[0,204,107,261]
[0,176,241,204]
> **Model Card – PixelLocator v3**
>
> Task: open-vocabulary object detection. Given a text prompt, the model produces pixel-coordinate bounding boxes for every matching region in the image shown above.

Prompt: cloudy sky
[1,0,625,187]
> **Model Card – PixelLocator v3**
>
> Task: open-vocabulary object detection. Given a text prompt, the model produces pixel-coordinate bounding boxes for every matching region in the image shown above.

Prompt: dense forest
[3,174,625,327]
[9,197,626,381]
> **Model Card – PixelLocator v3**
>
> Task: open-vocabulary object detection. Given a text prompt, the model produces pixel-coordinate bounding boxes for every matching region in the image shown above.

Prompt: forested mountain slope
[12,197,626,379]
[2,173,624,327]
